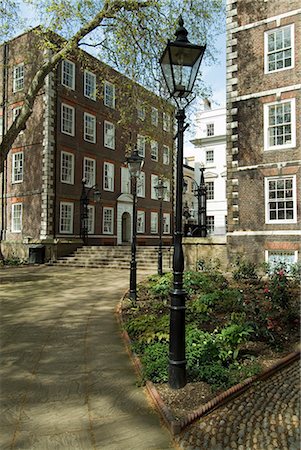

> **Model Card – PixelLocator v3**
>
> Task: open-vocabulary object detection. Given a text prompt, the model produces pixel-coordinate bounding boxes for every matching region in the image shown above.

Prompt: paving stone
[0,267,174,450]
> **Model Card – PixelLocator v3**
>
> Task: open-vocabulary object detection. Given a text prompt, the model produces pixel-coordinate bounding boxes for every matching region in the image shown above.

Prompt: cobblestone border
[115,296,300,437]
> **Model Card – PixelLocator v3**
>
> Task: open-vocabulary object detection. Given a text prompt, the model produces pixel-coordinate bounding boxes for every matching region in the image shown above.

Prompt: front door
[122,212,131,243]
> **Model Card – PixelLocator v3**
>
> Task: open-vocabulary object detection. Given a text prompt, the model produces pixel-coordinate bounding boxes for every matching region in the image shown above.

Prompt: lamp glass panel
[128,161,142,179]
[161,42,205,98]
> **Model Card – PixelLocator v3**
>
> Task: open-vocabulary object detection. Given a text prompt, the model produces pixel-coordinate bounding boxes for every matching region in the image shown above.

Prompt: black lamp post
[183,166,207,237]
[80,178,101,245]
[160,16,206,389]
[126,147,144,301]
[155,178,167,276]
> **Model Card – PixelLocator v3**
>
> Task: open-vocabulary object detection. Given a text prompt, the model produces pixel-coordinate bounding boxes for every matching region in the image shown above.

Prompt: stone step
[51,245,173,270]
[51,261,171,270]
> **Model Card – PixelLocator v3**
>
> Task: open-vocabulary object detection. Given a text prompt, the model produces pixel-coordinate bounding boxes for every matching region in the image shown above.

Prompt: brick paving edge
[115,297,300,436]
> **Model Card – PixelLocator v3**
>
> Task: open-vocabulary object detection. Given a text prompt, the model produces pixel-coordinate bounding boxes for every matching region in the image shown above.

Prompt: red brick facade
[226,0,300,266]
[0,29,174,260]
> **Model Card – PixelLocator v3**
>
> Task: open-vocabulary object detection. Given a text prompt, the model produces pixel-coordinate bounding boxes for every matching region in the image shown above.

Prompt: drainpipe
[0,43,8,259]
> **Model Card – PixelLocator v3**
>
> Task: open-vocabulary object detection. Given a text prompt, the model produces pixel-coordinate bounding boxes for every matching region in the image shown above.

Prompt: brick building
[226,0,300,267]
[0,29,174,260]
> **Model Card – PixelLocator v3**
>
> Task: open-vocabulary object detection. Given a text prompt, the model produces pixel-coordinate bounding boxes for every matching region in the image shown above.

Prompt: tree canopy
[0,0,225,163]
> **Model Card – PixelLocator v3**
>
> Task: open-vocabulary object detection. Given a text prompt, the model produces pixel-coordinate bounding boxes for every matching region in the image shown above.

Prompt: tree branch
[0,0,154,163]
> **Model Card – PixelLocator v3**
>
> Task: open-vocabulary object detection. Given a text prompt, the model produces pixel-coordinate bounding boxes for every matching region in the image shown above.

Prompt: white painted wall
[189,105,227,235]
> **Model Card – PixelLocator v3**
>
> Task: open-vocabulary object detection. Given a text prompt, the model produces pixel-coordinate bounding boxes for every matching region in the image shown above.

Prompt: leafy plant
[3,257,24,266]
[217,323,253,362]
[266,267,291,309]
[186,327,220,370]
[232,257,258,281]
[140,342,168,383]
[184,270,228,296]
[125,314,157,339]
[147,273,172,298]
[215,288,244,312]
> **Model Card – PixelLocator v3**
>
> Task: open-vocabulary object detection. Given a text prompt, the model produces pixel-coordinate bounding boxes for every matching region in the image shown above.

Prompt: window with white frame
[151,212,158,234]
[103,162,114,192]
[11,203,22,232]
[87,205,95,234]
[206,181,214,200]
[83,157,96,187]
[151,107,158,126]
[137,210,145,233]
[84,112,96,143]
[163,146,170,165]
[207,215,215,235]
[13,63,24,92]
[137,172,145,198]
[104,81,115,108]
[84,70,96,100]
[103,207,114,234]
[59,202,73,234]
[265,176,296,223]
[163,112,171,132]
[61,103,75,136]
[121,167,131,194]
[12,152,23,183]
[104,121,115,149]
[163,213,170,234]
[137,102,145,121]
[265,25,294,73]
[266,250,298,271]
[206,123,214,136]
[206,149,214,163]
[61,60,75,90]
[151,174,159,199]
[151,140,158,161]
[264,99,295,150]
[137,135,146,157]
[61,151,74,184]
[163,179,170,202]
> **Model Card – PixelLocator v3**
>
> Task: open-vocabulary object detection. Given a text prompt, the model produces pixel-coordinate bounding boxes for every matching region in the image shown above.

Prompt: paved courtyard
[0,266,174,450]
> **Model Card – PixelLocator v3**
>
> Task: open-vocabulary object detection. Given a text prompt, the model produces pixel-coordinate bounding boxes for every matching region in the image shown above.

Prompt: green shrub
[191,362,231,390]
[140,341,168,383]
[216,288,244,312]
[232,257,258,281]
[199,291,221,306]
[186,327,220,372]
[266,267,291,309]
[229,312,248,326]
[217,323,253,362]
[125,314,157,339]
[147,273,172,298]
[3,257,24,266]
[184,271,228,296]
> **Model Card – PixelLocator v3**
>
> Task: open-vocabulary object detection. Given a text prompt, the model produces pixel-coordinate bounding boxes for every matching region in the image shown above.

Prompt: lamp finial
[175,15,189,43]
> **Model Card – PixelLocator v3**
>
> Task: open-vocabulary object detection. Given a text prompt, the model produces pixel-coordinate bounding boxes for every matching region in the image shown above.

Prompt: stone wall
[183,236,228,270]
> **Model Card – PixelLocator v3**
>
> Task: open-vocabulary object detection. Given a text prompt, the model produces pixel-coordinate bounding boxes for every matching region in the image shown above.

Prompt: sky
[17,1,226,155]
[184,31,226,156]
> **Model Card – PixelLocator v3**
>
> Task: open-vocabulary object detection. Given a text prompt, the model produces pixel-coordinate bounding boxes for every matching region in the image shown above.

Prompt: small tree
[0,0,225,164]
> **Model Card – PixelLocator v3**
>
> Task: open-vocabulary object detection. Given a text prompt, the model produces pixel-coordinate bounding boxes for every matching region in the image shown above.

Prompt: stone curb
[115,296,300,437]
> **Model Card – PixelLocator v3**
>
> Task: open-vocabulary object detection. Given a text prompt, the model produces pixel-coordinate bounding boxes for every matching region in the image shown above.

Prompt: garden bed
[120,262,300,420]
